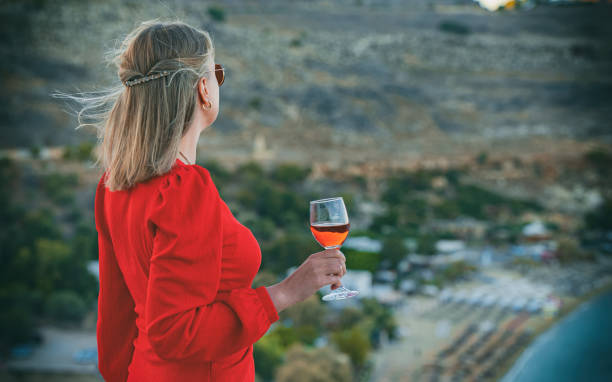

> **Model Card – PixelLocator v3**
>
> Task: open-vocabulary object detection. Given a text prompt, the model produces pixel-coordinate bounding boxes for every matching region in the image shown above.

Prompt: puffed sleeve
[95,176,139,382]
[144,165,279,362]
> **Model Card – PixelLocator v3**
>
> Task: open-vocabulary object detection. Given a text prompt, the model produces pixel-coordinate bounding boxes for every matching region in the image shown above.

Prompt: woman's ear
[197,77,208,105]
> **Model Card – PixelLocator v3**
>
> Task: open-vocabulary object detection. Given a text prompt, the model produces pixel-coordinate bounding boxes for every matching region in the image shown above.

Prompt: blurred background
[1,0,611,381]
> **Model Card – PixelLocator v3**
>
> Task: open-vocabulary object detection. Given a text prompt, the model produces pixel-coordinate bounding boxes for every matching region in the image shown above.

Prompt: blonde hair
[58,20,215,191]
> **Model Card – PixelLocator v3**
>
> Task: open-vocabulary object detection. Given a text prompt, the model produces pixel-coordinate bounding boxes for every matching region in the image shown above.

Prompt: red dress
[94,158,280,382]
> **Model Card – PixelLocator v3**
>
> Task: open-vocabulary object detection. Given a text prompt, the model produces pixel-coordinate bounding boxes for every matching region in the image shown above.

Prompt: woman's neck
[177,125,202,165]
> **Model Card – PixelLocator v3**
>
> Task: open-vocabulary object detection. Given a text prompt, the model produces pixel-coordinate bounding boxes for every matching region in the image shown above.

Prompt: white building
[87,261,99,282]
[522,220,550,240]
[343,237,382,253]
[435,240,466,254]
[374,270,396,284]
[399,279,417,294]
[372,284,403,304]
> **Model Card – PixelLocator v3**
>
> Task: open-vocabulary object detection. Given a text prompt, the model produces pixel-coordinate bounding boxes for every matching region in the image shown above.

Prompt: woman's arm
[265,283,293,313]
[96,230,138,381]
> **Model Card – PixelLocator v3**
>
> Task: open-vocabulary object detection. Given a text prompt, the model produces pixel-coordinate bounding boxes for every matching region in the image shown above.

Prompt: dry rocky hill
[1,0,611,167]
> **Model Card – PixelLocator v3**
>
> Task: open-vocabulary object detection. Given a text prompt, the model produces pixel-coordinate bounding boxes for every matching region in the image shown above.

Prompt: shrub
[63,142,94,162]
[331,327,371,368]
[0,287,42,355]
[42,172,78,205]
[254,332,285,381]
[381,235,407,268]
[439,20,471,35]
[585,198,612,231]
[279,294,325,329]
[344,249,379,272]
[338,306,366,329]
[45,290,87,323]
[276,344,352,382]
[207,6,226,22]
[439,261,477,283]
[249,97,262,110]
[271,163,311,185]
[360,297,398,342]
[557,238,595,263]
[30,145,41,159]
[251,270,279,289]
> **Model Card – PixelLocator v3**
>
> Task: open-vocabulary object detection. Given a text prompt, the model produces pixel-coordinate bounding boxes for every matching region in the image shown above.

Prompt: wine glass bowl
[309,197,359,301]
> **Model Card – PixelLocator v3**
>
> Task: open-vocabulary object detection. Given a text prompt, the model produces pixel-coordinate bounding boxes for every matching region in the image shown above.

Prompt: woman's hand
[266,249,346,312]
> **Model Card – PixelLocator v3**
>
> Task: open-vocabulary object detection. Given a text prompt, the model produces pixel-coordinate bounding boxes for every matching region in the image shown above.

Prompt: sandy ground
[368,263,612,382]
[0,372,101,382]
[6,327,98,375]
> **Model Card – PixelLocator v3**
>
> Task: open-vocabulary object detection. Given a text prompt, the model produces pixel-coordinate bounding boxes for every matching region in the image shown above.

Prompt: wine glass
[309,197,359,301]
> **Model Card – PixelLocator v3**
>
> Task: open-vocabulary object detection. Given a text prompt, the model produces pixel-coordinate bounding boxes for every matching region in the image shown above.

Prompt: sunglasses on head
[210,63,225,86]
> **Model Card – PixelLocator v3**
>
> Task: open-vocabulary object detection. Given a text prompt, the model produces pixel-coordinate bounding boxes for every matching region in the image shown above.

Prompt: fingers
[321,259,346,276]
[330,261,346,277]
[305,250,348,292]
[320,249,346,263]
[326,274,342,289]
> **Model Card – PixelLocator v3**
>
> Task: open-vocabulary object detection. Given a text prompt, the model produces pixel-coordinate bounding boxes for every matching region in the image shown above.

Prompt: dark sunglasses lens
[215,64,224,86]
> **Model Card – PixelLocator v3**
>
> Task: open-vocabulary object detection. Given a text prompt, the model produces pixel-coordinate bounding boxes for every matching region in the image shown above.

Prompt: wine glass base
[321,288,360,301]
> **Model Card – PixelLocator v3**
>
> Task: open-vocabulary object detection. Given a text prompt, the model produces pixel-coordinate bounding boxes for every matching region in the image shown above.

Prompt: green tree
[476,151,488,165]
[417,234,437,255]
[432,200,460,219]
[343,248,379,272]
[63,142,95,162]
[557,238,594,263]
[584,148,612,177]
[34,239,72,296]
[331,326,371,368]
[381,235,406,268]
[439,261,477,283]
[280,294,325,330]
[0,159,98,354]
[30,145,41,159]
[361,297,398,342]
[369,209,399,234]
[338,306,365,329]
[72,223,99,261]
[244,216,277,242]
[269,325,299,349]
[237,161,264,178]
[438,20,471,35]
[254,332,284,381]
[32,238,96,303]
[42,172,78,205]
[262,233,319,274]
[252,270,279,289]
[585,198,612,231]
[275,344,352,382]
[0,287,42,354]
[198,158,231,192]
[207,6,226,22]
[294,325,318,345]
[45,290,87,323]
[272,163,311,186]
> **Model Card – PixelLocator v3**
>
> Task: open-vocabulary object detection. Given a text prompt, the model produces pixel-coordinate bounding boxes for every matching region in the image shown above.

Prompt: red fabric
[95,158,280,382]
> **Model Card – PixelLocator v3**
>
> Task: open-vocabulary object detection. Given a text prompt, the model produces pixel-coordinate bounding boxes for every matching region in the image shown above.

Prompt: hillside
[1,0,611,165]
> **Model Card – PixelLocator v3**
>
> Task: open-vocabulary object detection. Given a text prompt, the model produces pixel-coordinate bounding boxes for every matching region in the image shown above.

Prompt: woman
[87,20,347,381]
